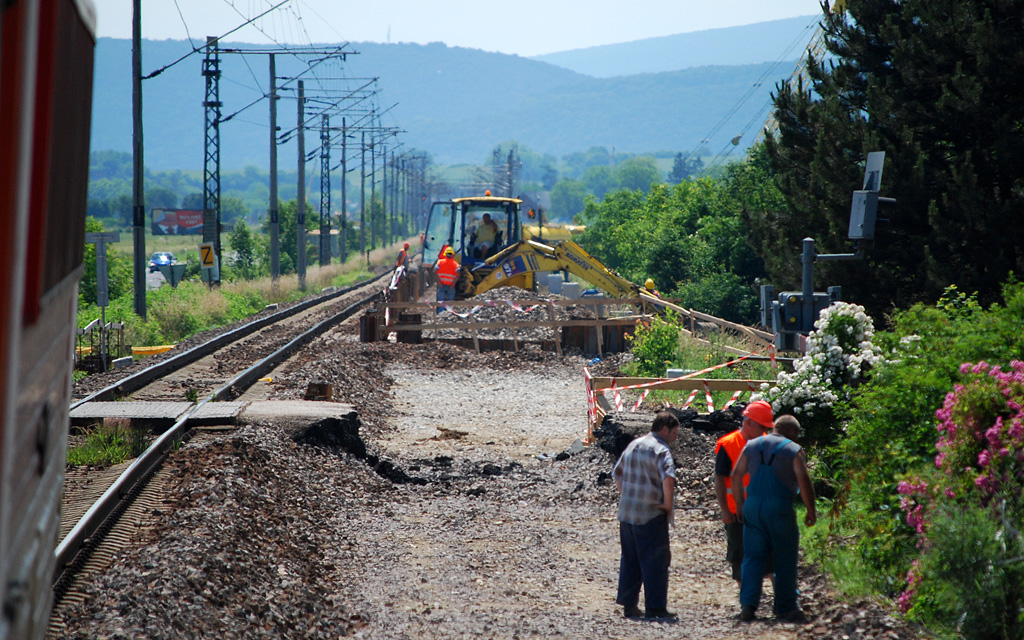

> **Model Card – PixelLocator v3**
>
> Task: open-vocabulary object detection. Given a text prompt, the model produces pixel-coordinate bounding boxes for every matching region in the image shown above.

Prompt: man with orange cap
[714,400,774,590]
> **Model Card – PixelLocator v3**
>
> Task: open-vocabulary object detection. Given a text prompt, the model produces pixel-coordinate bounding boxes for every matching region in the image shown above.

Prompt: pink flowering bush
[896,360,1024,637]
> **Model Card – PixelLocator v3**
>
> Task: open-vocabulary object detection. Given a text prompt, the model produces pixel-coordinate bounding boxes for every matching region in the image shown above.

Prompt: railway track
[51,272,390,626]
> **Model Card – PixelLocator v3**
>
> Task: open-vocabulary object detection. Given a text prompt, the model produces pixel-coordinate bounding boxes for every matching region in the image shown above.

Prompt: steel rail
[71,272,389,409]
[54,284,383,589]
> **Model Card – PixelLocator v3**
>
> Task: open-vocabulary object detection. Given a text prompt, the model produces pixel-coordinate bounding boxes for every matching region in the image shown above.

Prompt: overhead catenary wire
[694,14,821,162]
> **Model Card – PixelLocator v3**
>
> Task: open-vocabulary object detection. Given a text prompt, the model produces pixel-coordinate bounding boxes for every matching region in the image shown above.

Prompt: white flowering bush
[761,301,884,446]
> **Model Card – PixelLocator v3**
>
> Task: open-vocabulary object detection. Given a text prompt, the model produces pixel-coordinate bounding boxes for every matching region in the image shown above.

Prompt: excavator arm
[464,239,687,313]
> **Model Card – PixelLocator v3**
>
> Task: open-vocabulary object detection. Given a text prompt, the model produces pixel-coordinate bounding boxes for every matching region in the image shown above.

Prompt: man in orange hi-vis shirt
[714,401,774,589]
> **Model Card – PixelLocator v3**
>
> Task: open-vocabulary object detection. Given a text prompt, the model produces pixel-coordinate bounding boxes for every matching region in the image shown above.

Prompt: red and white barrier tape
[723,389,743,410]
[631,389,650,412]
[389,266,404,290]
[583,367,597,442]
[681,389,699,409]
[437,298,546,317]
[704,381,714,413]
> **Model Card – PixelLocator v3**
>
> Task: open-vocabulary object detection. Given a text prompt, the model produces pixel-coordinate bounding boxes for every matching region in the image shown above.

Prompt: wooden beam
[590,377,771,392]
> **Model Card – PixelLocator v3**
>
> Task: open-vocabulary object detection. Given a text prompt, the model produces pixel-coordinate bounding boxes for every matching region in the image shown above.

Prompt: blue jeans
[616,514,670,610]
[436,284,455,312]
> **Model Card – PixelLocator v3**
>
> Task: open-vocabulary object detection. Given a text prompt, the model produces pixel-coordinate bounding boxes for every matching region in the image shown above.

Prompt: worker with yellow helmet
[644,278,661,298]
[434,246,461,312]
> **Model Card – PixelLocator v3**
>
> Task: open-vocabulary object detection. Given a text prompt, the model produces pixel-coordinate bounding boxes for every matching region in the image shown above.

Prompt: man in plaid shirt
[613,411,680,621]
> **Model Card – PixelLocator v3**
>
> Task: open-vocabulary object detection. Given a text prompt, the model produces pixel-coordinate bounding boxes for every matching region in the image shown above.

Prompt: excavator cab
[422,195,523,269]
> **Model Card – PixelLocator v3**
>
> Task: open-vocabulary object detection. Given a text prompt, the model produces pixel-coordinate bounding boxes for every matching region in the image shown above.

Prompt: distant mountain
[532,16,821,78]
[91,23,806,171]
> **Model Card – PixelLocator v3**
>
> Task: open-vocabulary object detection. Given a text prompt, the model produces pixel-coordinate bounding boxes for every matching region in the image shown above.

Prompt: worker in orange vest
[714,400,774,589]
[396,242,411,270]
[434,246,460,312]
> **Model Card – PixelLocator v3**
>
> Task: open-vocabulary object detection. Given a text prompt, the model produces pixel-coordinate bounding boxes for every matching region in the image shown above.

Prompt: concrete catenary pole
[296,80,306,289]
[268,53,280,280]
[131,0,146,318]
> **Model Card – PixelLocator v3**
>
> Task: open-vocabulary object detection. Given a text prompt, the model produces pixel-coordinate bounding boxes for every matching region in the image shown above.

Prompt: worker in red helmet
[714,400,774,592]
[396,241,412,270]
[731,413,817,622]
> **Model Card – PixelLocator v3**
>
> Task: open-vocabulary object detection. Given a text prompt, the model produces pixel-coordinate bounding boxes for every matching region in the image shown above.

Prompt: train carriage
[1,0,96,637]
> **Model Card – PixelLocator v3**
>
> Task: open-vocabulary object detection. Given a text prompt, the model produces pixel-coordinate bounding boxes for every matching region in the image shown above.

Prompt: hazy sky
[90,0,823,57]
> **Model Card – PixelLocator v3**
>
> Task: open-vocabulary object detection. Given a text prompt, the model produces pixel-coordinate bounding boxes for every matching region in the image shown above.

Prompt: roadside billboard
[151,208,203,235]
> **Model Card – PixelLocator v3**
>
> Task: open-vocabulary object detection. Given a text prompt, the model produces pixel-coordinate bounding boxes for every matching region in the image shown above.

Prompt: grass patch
[67,423,150,467]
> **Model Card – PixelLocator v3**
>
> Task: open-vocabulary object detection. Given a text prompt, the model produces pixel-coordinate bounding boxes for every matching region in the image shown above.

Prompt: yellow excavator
[420,193,671,309]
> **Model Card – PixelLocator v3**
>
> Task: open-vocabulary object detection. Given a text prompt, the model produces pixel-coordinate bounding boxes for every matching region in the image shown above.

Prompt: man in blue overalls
[730,414,817,622]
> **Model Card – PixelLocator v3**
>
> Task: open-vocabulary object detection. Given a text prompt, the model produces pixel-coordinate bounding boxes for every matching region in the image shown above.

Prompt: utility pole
[319,113,331,266]
[131,0,146,317]
[370,132,377,251]
[381,142,388,246]
[296,80,306,289]
[360,130,366,257]
[268,53,280,280]
[340,116,347,264]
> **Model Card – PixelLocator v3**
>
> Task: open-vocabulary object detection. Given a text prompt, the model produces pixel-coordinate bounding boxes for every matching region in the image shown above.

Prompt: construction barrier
[584,353,774,434]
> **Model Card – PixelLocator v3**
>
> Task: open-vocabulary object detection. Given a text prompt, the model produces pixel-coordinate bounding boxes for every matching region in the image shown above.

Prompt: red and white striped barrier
[681,389,699,409]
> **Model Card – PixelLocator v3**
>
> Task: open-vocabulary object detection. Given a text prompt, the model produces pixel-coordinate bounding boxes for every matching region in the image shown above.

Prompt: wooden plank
[590,377,771,392]
[386,317,640,332]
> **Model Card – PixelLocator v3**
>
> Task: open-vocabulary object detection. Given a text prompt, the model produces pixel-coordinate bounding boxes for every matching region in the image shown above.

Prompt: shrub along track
[52,317,926,639]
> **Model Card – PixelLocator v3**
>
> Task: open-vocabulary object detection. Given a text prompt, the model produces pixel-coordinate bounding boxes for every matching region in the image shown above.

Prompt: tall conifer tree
[754,0,1024,315]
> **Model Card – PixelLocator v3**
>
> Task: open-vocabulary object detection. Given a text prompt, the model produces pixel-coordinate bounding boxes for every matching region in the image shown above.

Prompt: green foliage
[813,281,1024,605]
[550,179,589,219]
[67,425,149,467]
[903,502,1024,640]
[576,179,766,324]
[763,0,1024,318]
[581,165,618,198]
[614,156,660,193]
[229,219,259,280]
[668,152,703,183]
[626,312,682,377]
[260,198,317,275]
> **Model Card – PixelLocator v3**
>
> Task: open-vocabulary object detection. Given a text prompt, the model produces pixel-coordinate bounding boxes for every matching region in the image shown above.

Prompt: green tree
[550,179,588,220]
[220,196,249,225]
[146,186,178,210]
[615,156,660,193]
[228,219,258,279]
[581,165,618,199]
[668,152,703,183]
[576,179,766,323]
[261,199,316,274]
[762,0,1024,317]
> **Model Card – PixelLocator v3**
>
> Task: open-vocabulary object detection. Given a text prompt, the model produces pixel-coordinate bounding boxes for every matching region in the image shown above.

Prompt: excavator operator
[472,213,499,259]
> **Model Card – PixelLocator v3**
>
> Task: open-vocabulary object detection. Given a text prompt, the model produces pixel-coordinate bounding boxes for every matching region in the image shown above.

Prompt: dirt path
[337,362,799,639]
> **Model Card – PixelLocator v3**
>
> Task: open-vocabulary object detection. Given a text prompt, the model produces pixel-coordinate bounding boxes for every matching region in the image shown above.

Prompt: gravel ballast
[55,324,925,639]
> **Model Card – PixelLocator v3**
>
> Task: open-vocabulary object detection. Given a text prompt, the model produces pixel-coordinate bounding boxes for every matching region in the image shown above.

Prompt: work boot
[644,608,678,621]
[740,605,756,622]
[777,608,806,623]
[623,604,643,619]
